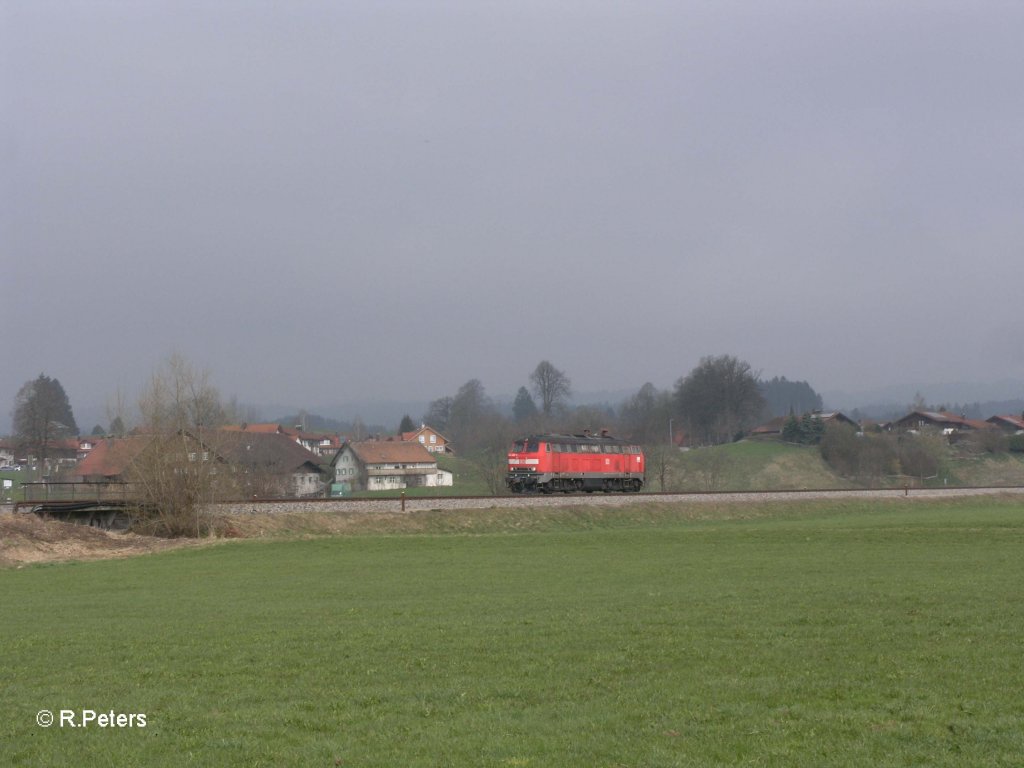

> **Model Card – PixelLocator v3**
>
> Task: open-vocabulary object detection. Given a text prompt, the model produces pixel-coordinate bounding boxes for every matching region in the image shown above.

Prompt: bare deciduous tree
[674,355,765,446]
[530,360,571,417]
[105,387,131,437]
[619,382,673,444]
[645,444,677,492]
[128,354,228,537]
[139,352,225,434]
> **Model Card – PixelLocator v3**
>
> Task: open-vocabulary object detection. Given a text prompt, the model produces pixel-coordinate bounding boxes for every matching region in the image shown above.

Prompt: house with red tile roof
[331,440,452,493]
[76,431,325,498]
[399,424,451,453]
[75,435,161,481]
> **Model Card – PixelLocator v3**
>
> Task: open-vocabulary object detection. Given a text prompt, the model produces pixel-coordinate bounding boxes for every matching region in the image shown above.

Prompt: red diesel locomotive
[506,431,645,494]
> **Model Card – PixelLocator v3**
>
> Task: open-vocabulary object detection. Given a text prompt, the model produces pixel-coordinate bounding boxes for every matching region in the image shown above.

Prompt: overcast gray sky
[4,0,1023,426]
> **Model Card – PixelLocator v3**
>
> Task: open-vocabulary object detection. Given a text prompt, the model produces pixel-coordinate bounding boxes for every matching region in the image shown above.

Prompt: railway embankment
[210,485,1024,518]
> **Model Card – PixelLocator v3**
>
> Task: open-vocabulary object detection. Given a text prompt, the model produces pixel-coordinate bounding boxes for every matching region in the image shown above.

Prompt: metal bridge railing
[20,482,138,503]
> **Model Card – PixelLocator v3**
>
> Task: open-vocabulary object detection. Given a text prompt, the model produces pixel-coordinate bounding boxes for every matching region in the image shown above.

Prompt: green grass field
[3,497,1024,766]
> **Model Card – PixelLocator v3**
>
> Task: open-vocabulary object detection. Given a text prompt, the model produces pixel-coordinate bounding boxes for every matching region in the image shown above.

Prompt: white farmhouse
[331,440,453,493]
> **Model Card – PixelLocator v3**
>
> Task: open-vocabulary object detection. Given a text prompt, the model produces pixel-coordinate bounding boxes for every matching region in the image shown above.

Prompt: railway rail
[13,486,1023,530]
[212,485,1024,516]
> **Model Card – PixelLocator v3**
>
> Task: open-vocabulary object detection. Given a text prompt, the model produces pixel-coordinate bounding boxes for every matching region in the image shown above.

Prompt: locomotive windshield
[512,439,540,453]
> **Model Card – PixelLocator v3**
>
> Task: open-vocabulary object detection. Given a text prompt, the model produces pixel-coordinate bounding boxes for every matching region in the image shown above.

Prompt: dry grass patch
[0,513,200,567]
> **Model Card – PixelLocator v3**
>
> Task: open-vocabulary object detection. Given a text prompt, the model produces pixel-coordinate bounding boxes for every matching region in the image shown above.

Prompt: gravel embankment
[213,486,1024,517]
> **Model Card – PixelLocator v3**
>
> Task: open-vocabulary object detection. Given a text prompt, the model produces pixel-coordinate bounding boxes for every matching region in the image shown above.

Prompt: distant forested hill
[759,377,823,418]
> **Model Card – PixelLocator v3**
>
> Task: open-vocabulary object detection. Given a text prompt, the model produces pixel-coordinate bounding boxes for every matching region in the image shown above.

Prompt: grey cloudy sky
[4,1,1023,425]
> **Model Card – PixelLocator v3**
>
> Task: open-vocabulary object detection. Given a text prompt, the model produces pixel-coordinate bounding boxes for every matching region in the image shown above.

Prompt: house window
[430,434,437,444]
[419,435,426,443]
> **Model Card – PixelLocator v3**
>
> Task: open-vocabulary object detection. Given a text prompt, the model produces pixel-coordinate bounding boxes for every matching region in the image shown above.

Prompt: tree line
[11,354,826,466]
[415,355,819,455]
[15,353,1021,530]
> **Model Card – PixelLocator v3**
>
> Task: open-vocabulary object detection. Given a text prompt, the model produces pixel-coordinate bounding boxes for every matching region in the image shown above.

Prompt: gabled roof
[400,425,449,443]
[77,431,324,479]
[987,415,1024,431]
[75,436,155,478]
[225,423,341,447]
[342,440,436,465]
[750,416,790,435]
[223,423,291,434]
[212,431,323,473]
[896,411,993,431]
[751,411,858,435]
[911,410,965,425]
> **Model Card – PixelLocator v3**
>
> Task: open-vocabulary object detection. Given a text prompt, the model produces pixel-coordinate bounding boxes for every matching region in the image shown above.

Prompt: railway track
[16,487,1022,527]
[213,485,1024,516]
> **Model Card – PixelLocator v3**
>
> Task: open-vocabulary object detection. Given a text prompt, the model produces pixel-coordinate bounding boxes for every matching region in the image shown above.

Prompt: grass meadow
[2,496,1024,766]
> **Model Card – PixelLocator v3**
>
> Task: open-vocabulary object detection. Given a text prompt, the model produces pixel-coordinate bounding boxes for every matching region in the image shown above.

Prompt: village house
[77,436,103,460]
[75,430,325,498]
[399,424,451,454]
[213,431,326,497]
[986,414,1024,434]
[223,423,343,457]
[75,435,154,482]
[750,411,859,439]
[331,440,452,494]
[892,411,993,435]
[0,439,17,467]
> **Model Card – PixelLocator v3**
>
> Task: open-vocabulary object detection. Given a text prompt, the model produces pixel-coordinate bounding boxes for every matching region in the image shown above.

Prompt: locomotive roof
[522,432,633,445]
